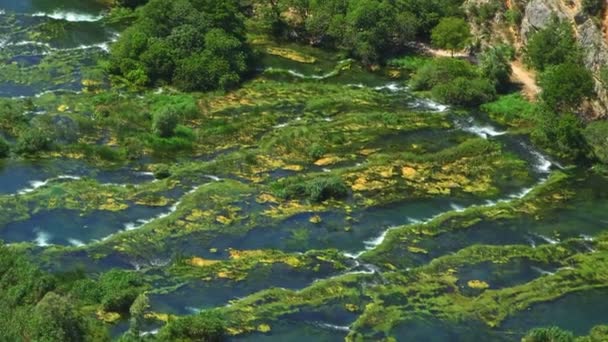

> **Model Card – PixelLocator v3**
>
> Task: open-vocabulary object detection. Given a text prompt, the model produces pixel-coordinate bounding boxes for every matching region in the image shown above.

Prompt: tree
[479,45,514,91]
[157,310,225,341]
[523,326,575,342]
[15,128,53,155]
[431,76,496,106]
[524,19,581,71]
[152,108,179,138]
[539,62,595,112]
[0,137,9,158]
[28,292,89,342]
[584,120,608,164]
[110,0,252,91]
[128,293,150,336]
[431,17,471,56]
[582,0,604,16]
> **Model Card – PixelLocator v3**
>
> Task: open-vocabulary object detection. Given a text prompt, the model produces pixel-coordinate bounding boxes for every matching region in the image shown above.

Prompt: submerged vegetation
[0,0,607,341]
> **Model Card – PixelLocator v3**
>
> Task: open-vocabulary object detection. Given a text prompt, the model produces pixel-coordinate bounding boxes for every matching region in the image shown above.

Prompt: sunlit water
[0,6,606,340]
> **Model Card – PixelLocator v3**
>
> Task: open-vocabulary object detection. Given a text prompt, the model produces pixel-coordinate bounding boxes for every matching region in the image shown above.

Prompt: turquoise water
[0,4,607,340]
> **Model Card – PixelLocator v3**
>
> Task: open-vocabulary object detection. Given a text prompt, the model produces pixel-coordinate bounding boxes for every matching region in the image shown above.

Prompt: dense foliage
[109,0,252,91]
[431,17,471,55]
[524,19,581,71]
[251,0,466,64]
[410,57,499,106]
[0,244,109,341]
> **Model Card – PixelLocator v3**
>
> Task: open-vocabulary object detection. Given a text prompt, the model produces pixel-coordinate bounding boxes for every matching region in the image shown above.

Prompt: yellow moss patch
[145,312,172,322]
[188,257,220,267]
[359,148,380,156]
[283,164,304,171]
[257,193,279,204]
[134,197,170,207]
[314,155,343,166]
[257,324,272,333]
[99,198,128,211]
[185,209,214,221]
[401,166,418,179]
[57,104,69,112]
[216,215,233,225]
[229,249,267,260]
[96,310,121,323]
[467,280,490,289]
[345,303,359,312]
[407,246,428,254]
[309,215,322,224]
[266,47,317,64]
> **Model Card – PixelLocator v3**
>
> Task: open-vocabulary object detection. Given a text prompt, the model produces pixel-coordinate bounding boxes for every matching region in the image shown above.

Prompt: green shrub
[431,17,471,55]
[539,62,595,112]
[98,270,145,314]
[479,44,513,90]
[0,137,9,158]
[273,175,349,203]
[15,129,53,155]
[532,109,589,160]
[481,94,535,126]
[410,58,477,91]
[431,77,496,106]
[582,0,604,16]
[157,310,225,341]
[584,120,608,164]
[523,326,575,342]
[524,19,581,71]
[152,107,179,138]
[110,0,252,91]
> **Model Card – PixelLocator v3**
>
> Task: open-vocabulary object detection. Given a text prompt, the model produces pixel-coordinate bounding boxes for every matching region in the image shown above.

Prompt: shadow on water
[0,158,155,195]
[456,259,559,295]
[229,320,348,342]
[148,262,343,315]
[501,288,608,337]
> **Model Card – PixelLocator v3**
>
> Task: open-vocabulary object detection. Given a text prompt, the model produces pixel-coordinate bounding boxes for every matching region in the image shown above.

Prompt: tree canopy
[110,0,252,91]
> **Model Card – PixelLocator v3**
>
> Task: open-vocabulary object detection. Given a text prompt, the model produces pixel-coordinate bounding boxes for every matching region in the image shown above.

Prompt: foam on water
[68,238,85,247]
[533,233,560,245]
[414,98,449,112]
[140,329,159,337]
[531,266,556,276]
[35,230,51,247]
[32,11,103,22]
[317,323,351,332]
[462,124,507,139]
[449,203,466,212]
[374,82,407,92]
[17,175,81,195]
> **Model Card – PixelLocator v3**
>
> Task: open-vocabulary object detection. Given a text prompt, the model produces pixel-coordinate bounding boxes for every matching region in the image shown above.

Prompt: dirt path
[510,60,540,101]
[419,43,540,101]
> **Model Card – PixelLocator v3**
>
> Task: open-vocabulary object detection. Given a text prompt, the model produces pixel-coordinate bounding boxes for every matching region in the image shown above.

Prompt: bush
[539,62,595,112]
[432,77,496,106]
[431,17,471,55]
[98,270,145,314]
[410,58,477,91]
[584,120,608,164]
[479,45,513,90]
[157,310,225,342]
[15,129,53,155]
[0,137,9,158]
[481,94,535,126]
[524,19,581,71]
[523,326,575,342]
[152,107,179,138]
[582,0,604,16]
[110,0,252,91]
[532,108,589,160]
[273,175,349,203]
